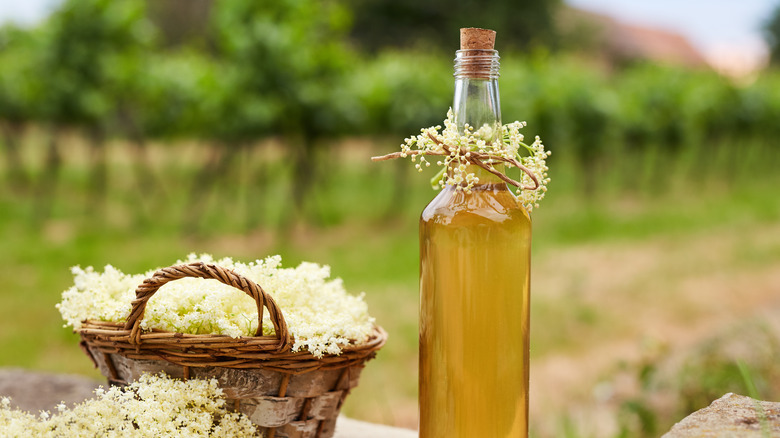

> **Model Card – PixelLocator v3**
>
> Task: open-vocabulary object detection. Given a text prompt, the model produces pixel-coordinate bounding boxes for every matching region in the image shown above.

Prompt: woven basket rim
[76,262,387,372]
[78,323,387,373]
[78,321,388,354]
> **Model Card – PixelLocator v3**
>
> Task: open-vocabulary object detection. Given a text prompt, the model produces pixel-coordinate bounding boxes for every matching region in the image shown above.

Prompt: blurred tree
[347,0,561,51]
[145,0,212,48]
[0,25,42,193]
[765,3,780,66]
[39,0,155,132]
[35,0,157,215]
[208,0,360,227]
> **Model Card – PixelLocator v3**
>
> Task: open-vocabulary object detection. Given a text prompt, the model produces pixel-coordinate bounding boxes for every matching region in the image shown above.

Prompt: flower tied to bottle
[371,110,550,210]
[371,28,551,211]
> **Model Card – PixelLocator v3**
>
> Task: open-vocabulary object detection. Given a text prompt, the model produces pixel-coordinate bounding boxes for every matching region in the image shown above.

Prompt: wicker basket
[76,262,387,438]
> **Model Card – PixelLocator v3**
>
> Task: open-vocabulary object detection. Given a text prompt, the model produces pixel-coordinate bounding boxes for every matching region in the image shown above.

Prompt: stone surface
[662,393,780,438]
[0,368,100,412]
[335,417,417,438]
[0,368,418,437]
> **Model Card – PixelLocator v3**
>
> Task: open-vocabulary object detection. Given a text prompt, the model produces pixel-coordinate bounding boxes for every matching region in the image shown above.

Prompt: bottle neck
[452,49,502,145]
[467,163,506,185]
[447,164,508,188]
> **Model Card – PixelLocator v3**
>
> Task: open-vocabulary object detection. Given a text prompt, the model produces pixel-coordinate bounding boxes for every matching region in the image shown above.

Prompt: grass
[1,133,780,435]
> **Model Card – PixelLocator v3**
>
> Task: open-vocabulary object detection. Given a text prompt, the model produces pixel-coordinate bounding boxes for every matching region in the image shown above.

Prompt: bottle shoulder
[420,185,531,226]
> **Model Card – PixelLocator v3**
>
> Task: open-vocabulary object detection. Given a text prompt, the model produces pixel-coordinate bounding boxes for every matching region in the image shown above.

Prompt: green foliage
[765,4,780,66]
[0,25,44,124]
[604,321,780,438]
[209,0,358,140]
[618,400,658,438]
[127,50,250,141]
[676,323,780,414]
[348,50,451,135]
[36,0,156,127]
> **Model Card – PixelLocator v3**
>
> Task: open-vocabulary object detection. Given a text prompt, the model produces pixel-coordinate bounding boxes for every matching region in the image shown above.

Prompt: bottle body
[419,169,531,437]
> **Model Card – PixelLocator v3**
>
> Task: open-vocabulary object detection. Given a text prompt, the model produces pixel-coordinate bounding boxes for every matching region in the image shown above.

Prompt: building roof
[607,21,709,68]
[563,7,710,69]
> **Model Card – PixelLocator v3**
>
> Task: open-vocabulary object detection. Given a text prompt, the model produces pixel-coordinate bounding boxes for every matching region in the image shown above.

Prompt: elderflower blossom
[57,254,376,358]
[0,373,256,437]
[400,109,551,210]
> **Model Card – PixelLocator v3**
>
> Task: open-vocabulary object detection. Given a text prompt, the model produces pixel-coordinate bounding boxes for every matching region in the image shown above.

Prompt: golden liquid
[419,175,531,438]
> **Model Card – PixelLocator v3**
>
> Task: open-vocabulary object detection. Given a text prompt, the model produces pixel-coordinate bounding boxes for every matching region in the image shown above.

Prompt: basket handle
[123,262,291,351]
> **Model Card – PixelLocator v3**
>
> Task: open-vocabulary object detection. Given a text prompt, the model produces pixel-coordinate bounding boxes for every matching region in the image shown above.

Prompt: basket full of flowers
[57,254,387,438]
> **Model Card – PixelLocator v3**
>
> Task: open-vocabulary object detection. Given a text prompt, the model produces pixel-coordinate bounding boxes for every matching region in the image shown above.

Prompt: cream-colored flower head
[57,254,376,358]
[0,373,257,437]
[399,109,551,210]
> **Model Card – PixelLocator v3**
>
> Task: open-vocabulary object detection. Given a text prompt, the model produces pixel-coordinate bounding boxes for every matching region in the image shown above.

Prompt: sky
[0,0,777,62]
[566,0,778,61]
[0,0,59,26]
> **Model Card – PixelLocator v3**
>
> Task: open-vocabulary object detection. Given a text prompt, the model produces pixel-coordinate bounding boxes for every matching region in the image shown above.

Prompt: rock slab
[335,417,417,438]
[662,393,780,437]
[0,368,100,412]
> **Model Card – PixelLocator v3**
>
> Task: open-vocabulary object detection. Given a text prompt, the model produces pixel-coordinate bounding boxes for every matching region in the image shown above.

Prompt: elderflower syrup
[418,29,531,437]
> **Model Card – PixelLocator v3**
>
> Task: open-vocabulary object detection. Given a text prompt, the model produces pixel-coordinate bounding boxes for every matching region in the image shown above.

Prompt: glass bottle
[418,44,532,437]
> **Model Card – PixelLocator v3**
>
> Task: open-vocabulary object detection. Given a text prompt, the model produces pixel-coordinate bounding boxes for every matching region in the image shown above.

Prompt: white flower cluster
[504,122,551,211]
[0,373,256,437]
[57,254,376,358]
[400,109,551,210]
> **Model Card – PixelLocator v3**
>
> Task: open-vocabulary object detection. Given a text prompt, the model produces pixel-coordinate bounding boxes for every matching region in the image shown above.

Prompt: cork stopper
[460,28,496,51]
[456,28,498,79]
